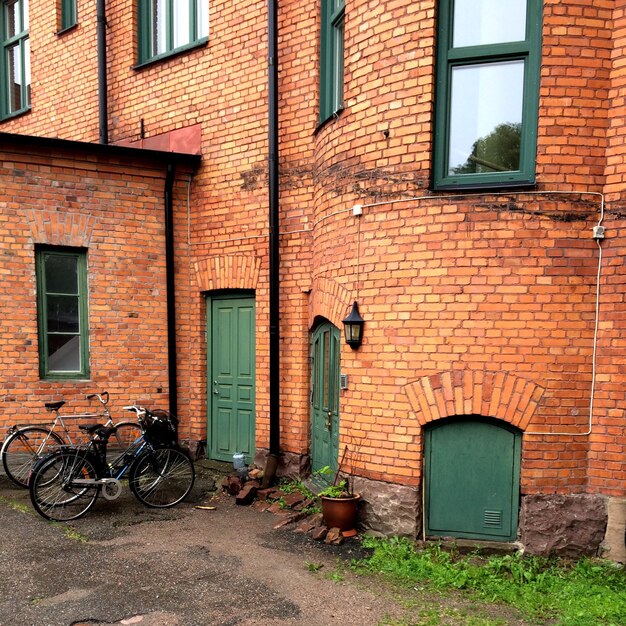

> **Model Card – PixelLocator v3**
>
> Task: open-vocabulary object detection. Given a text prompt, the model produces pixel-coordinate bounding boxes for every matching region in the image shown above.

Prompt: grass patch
[48,520,90,542]
[63,526,89,542]
[379,608,508,626]
[0,495,32,514]
[356,537,626,626]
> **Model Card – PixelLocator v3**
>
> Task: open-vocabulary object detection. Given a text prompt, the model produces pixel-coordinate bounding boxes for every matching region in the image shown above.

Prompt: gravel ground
[0,461,534,626]
[0,461,407,626]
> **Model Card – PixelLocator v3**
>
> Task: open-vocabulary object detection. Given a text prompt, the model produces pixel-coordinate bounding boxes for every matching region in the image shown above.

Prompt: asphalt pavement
[0,461,403,626]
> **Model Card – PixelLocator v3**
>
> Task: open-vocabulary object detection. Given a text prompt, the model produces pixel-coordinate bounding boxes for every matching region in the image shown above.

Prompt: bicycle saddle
[45,400,65,411]
[79,424,117,440]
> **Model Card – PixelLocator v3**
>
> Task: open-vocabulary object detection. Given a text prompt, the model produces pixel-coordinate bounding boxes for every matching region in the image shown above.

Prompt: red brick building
[1,0,625,558]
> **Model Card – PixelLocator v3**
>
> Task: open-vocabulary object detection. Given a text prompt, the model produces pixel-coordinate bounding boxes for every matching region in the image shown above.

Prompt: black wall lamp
[342,301,364,349]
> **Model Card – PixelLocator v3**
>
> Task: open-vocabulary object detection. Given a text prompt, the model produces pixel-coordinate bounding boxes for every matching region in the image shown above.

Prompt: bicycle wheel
[29,450,100,521]
[129,447,195,508]
[1,427,65,488]
[107,421,143,466]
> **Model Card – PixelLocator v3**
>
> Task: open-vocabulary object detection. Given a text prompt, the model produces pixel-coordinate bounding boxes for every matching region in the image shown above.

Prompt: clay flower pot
[320,494,361,537]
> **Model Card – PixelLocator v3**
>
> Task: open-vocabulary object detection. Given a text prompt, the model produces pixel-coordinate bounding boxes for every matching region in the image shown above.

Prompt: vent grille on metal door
[484,510,503,528]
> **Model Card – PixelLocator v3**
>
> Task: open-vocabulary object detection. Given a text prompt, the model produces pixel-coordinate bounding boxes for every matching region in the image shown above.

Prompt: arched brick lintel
[194,255,262,292]
[405,370,545,431]
[308,276,353,330]
[26,210,96,247]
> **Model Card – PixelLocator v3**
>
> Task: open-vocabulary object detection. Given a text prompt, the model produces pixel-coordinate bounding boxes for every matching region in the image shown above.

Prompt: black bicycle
[28,406,195,521]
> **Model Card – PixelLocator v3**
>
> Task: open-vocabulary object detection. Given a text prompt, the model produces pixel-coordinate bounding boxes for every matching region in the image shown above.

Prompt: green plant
[315,465,354,498]
[305,561,324,572]
[0,496,31,514]
[356,537,626,626]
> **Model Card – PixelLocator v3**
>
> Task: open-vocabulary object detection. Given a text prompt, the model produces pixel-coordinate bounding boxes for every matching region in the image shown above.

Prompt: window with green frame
[1,0,30,120]
[60,0,76,31]
[137,0,208,65]
[36,248,90,380]
[319,0,345,124]
[433,0,542,189]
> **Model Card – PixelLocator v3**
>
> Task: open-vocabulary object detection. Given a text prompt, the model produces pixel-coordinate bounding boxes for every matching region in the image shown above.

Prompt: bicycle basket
[142,409,178,446]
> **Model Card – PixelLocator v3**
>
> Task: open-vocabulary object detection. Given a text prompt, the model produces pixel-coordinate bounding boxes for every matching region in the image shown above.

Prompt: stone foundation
[351,475,420,538]
[181,439,206,460]
[519,494,607,558]
[601,497,626,563]
[254,448,310,480]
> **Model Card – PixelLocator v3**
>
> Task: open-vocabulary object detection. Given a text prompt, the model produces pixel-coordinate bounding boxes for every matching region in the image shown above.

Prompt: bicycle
[28,406,195,521]
[1,392,142,488]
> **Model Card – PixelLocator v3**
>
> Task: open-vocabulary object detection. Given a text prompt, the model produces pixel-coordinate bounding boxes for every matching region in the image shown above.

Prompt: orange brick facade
[1,0,625,557]
[0,138,197,425]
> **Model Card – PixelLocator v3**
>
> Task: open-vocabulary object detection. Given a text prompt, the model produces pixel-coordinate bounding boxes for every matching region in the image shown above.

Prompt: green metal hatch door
[310,322,340,478]
[207,295,256,462]
[425,419,521,541]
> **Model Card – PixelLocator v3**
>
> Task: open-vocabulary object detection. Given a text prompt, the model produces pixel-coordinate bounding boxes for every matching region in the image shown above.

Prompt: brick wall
[2,0,625,507]
[0,140,195,430]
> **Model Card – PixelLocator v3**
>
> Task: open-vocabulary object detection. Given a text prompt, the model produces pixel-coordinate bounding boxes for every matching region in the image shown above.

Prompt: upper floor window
[319,0,344,124]
[36,247,90,380]
[60,0,77,31]
[1,0,30,120]
[433,0,542,189]
[138,0,208,65]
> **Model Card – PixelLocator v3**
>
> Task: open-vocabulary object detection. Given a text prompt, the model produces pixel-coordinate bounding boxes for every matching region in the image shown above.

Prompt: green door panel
[310,322,340,480]
[425,419,521,541]
[207,295,255,462]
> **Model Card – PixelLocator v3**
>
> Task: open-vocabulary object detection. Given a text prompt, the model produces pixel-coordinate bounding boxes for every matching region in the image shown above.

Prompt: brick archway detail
[194,254,262,292]
[26,210,96,247]
[308,276,352,329]
[405,370,545,431]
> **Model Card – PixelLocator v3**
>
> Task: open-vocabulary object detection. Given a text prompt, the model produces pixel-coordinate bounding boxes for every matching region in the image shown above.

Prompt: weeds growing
[356,537,626,626]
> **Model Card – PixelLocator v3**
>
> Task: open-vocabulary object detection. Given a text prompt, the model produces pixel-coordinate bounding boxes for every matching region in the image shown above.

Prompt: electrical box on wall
[340,374,349,390]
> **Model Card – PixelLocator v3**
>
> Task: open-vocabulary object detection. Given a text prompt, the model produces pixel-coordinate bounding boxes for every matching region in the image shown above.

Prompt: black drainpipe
[96,0,108,144]
[263,0,280,485]
[164,164,178,418]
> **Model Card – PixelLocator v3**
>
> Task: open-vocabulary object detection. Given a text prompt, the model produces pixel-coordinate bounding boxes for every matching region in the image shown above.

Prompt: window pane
[151,0,167,55]
[197,0,208,38]
[48,335,80,372]
[62,0,76,29]
[4,0,20,38]
[448,60,524,175]
[173,0,190,48]
[453,0,526,47]
[44,254,78,294]
[47,295,79,333]
[24,35,30,105]
[332,16,344,111]
[6,43,22,111]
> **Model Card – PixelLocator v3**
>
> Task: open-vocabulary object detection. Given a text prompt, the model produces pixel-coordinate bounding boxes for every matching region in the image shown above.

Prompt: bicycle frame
[4,392,117,455]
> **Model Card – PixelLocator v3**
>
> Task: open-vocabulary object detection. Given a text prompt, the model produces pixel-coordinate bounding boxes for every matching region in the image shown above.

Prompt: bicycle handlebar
[86,391,109,405]
[123,405,147,414]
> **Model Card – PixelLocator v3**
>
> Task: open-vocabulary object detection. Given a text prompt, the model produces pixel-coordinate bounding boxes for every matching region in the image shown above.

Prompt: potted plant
[316,465,360,537]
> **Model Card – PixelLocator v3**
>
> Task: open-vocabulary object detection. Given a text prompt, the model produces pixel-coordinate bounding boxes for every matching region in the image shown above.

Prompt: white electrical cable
[351,189,605,438]
[185,187,605,438]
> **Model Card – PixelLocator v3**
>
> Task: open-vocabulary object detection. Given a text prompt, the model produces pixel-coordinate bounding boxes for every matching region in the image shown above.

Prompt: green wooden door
[310,322,340,479]
[207,295,256,462]
[424,419,521,541]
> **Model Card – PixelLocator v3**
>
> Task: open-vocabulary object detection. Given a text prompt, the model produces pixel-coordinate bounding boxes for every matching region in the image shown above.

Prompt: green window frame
[319,0,345,124]
[433,0,542,190]
[0,0,30,120]
[36,247,90,380]
[137,0,208,65]
[60,0,77,31]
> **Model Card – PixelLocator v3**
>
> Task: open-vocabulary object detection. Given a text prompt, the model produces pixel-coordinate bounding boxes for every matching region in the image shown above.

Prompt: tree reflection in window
[451,122,521,174]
